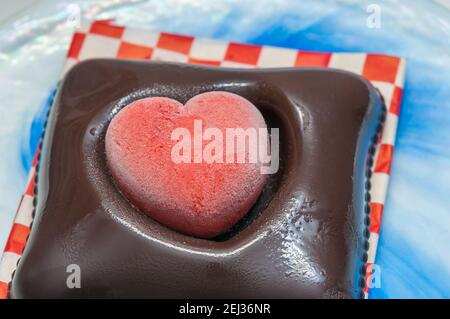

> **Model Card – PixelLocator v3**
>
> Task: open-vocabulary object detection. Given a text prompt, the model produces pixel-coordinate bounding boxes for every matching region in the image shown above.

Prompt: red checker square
[389,86,403,115]
[363,55,400,83]
[374,144,394,174]
[117,41,153,59]
[295,51,331,67]
[369,203,384,234]
[157,33,194,55]
[31,142,41,167]
[4,223,30,255]
[90,21,125,39]
[0,281,8,299]
[67,32,86,59]
[224,43,262,65]
[188,58,221,66]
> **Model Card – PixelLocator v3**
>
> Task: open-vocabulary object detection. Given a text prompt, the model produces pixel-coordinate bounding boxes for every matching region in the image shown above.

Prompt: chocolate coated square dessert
[10,60,384,298]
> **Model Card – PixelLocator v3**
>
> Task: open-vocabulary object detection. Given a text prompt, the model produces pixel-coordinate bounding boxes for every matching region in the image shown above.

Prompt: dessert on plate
[9,59,385,298]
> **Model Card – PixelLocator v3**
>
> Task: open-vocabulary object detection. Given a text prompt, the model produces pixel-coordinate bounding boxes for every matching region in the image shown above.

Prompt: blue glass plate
[2,0,449,298]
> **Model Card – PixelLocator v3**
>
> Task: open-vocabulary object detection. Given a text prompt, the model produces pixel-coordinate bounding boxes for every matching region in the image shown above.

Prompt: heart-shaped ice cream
[105,91,269,238]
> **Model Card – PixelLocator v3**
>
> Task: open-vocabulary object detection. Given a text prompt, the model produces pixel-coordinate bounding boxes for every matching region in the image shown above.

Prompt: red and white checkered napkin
[0,20,406,299]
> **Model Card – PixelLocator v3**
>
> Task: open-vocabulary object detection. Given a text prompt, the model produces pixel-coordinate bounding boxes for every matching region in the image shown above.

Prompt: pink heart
[105,91,268,238]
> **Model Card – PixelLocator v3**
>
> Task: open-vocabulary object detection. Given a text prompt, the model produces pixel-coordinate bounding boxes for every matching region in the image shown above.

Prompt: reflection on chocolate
[10,60,384,298]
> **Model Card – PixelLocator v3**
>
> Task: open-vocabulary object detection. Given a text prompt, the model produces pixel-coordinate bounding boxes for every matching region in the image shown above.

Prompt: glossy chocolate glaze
[10,60,383,298]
